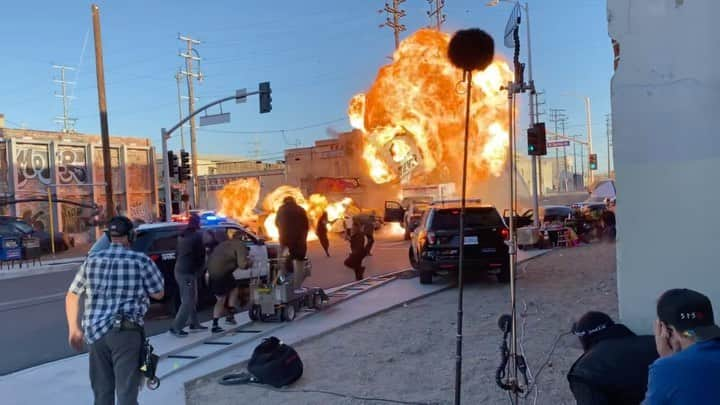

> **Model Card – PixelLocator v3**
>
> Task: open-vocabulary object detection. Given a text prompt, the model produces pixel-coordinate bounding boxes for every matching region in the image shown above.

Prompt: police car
[90,213,279,315]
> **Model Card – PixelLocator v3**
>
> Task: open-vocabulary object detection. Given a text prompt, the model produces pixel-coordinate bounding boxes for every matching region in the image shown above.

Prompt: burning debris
[348,28,513,188]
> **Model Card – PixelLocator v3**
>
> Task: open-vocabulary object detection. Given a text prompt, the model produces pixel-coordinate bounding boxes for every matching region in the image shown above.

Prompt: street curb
[0,260,83,281]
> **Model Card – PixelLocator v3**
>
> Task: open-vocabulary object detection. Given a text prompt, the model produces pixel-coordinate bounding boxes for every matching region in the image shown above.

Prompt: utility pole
[571,134,578,190]
[380,0,407,50]
[535,90,546,200]
[179,34,202,208]
[426,0,446,30]
[585,96,594,185]
[549,108,566,192]
[580,142,585,188]
[175,69,186,150]
[91,4,114,221]
[606,113,613,177]
[53,65,77,133]
[561,117,568,192]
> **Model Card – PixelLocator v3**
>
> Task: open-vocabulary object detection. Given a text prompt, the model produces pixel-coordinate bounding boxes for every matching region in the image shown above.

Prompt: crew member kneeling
[567,311,658,405]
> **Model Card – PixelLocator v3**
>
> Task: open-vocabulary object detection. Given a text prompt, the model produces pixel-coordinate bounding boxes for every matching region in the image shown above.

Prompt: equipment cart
[248,255,327,322]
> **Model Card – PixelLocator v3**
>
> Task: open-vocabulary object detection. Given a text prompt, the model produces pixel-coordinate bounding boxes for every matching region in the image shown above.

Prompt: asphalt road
[0,230,410,375]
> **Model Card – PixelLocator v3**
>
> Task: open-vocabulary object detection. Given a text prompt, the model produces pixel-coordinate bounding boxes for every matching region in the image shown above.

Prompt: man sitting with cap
[567,311,658,405]
[643,288,720,404]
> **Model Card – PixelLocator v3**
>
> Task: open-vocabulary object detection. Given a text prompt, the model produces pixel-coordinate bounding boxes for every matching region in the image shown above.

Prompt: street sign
[235,88,247,103]
[199,112,231,126]
[547,140,570,148]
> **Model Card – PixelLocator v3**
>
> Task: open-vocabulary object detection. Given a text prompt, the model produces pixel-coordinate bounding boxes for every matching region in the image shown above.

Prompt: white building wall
[608,0,720,333]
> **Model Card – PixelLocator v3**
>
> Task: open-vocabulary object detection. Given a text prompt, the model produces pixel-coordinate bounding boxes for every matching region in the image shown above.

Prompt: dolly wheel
[249,305,260,321]
[281,304,296,322]
[312,293,322,309]
[147,377,160,390]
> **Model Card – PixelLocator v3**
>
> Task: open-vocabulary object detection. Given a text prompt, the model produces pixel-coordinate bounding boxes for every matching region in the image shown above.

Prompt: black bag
[247,336,303,388]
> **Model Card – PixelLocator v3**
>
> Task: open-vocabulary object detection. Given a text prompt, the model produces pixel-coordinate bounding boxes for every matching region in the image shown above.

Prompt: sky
[0,0,613,173]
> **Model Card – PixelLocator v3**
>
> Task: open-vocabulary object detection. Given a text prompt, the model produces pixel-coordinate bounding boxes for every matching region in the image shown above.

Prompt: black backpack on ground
[247,336,303,388]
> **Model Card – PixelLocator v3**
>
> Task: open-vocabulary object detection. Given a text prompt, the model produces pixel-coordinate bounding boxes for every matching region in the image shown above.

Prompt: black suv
[407,202,510,284]
[90,221,278,315]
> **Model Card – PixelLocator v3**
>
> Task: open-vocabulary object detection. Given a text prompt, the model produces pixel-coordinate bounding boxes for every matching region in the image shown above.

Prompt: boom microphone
[498,314,512,333]
[447,28,495,72]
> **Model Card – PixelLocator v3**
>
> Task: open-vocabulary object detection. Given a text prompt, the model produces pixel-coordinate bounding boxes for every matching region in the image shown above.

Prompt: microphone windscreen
[448,29,495,72]
[498,314,512,333]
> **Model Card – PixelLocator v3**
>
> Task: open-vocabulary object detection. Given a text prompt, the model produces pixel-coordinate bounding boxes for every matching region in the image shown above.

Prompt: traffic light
[259,81,272,114]
[178,149,191,182]
[589,153,598,170]
[167,151,178,178]
[527,122,547,156]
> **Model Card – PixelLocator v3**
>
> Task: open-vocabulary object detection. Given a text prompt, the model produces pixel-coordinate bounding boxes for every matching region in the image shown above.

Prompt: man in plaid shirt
[65,216,164,405]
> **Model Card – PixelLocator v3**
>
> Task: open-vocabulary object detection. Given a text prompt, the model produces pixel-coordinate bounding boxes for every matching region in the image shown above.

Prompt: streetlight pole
[585,96,594,185]
[487,0,539,226]
[161,91,260,222]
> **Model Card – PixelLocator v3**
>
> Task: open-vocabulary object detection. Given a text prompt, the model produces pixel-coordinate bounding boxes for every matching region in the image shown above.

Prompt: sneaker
[169,328,188,337]
[211,325,225,334]
[225,316,237,325]
[188,325,208,332]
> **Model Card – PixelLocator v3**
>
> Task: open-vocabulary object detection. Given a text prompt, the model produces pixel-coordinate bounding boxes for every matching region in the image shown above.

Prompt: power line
[196,117,347,135]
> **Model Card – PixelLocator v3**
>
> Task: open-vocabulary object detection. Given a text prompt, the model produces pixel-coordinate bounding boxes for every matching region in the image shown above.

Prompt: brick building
[0,117,156,244]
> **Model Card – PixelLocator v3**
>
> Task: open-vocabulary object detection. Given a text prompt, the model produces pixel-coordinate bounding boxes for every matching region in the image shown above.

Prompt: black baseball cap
[107,216,133,237]
[572,311,615,338]
[658,288,720,341]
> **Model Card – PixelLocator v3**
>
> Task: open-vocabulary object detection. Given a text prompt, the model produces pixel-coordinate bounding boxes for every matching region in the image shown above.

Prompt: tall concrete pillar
[608,0,720,333]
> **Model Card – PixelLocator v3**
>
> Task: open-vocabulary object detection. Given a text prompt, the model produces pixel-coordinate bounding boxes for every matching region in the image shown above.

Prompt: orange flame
[259,186,354,241]
[216,178,261,222]
[348,29,513,187]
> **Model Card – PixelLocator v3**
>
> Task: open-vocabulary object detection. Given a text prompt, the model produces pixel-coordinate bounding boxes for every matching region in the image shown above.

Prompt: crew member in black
[170,214,207,337]
[316,211,330,257]
[344,220,367,281]
[275,196,310,274]
[567,311,658,405]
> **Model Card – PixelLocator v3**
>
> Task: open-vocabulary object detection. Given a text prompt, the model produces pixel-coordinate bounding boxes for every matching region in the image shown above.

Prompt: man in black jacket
[567,311,658,405]
[169,214,207,337]
[275,196,309,275]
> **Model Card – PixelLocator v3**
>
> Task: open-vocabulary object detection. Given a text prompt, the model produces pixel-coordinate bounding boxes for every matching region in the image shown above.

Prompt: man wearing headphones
[65,216,164,405]
[567,311,658,405]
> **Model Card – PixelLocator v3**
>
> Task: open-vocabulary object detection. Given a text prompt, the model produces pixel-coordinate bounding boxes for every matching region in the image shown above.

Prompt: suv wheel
[419,270,433,284]
[497,266,511,283]
[408,247,419,270]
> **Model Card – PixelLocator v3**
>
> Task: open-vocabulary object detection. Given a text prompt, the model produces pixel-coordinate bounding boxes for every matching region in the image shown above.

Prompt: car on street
[401,200,510,284]
[383,198,432,240]
[89,219,279,315]
[539,205,573,224]
[0,216,73,253]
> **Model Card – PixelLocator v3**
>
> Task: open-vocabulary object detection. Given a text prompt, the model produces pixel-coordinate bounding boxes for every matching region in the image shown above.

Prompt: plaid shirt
[69,243,164,344]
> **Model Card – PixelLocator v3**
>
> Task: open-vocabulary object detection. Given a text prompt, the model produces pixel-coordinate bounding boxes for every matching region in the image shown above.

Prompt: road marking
[0,292,66,313]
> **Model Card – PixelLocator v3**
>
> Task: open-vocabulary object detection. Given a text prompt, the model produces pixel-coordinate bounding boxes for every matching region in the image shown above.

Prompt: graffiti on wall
[15,144,51,189]
[56,146,88,185]
[128,194,152,222]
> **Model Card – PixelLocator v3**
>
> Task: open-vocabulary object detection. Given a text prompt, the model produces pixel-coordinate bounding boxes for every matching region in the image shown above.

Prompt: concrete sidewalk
[0,257,84,281]
[0,249,548,404]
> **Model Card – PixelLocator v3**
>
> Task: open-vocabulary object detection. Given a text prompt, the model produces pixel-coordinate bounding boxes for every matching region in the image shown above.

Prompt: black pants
[172,271,200,331]
[88,328,143,405]
[317,232,329,255]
